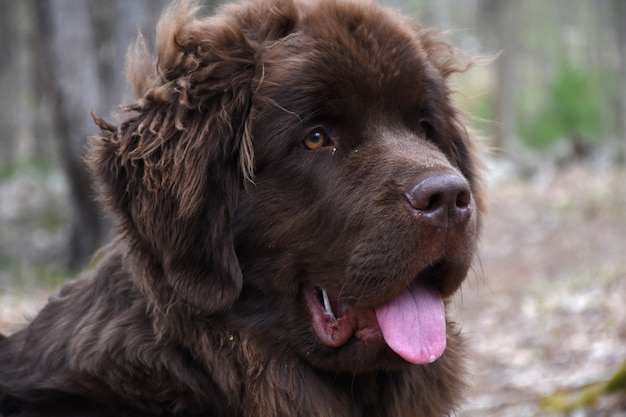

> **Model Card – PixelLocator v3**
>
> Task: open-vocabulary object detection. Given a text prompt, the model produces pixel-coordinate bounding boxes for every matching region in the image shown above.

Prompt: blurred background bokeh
[0,1,624,416]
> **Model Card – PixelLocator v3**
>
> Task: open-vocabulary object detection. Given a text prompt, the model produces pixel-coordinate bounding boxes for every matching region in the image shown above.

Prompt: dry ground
[458,163,626,416]
[1,163,625,416]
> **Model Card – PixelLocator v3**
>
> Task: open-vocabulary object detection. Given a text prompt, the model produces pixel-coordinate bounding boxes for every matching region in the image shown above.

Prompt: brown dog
[0,0,484,416]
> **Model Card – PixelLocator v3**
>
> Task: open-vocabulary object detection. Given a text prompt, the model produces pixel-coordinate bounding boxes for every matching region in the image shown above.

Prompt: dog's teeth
[321,289,337,322]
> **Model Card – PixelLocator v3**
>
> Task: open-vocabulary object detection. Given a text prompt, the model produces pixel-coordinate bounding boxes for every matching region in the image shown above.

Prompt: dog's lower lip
[306,285,380,348]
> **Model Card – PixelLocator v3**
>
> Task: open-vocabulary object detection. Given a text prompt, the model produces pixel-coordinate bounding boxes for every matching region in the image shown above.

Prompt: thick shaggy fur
[0,1,484,416]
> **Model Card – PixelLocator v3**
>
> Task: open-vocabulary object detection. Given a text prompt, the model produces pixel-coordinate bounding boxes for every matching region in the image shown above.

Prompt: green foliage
[519,65,605,149]
[542,361,626,413]
[0,249,70,289]
[605,361,626,395]
[37,208,64,232]
[467,93,496,137]
[0,158,54,181]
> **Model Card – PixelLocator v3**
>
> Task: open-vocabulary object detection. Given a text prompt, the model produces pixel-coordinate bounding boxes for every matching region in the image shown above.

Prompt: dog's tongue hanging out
[375,283,446,364]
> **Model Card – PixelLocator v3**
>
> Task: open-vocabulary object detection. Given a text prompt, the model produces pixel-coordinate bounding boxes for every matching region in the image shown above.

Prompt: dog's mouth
[304,262,453,365]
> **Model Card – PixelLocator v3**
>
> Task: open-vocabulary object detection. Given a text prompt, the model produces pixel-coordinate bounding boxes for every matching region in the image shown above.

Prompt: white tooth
[322,289,337,321]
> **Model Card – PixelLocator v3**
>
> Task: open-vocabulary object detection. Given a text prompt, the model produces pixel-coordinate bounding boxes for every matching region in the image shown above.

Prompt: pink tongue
[375,283,446,364]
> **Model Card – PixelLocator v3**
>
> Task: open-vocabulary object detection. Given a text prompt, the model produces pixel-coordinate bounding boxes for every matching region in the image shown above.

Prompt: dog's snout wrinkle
[405,173,472,227]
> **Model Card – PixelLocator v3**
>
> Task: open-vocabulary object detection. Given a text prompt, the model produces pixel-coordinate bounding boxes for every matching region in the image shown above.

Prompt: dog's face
[233,3,482,372]
[91,0,483,375]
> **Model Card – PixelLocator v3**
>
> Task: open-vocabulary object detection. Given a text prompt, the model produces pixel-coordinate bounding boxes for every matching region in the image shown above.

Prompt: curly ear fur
[88,0,297,319]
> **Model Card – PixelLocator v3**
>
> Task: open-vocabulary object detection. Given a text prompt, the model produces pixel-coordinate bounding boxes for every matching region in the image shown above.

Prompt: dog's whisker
[262,97,303,122]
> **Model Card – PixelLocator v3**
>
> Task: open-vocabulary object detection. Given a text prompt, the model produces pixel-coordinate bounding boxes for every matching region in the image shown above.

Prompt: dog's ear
[88,0,296,315]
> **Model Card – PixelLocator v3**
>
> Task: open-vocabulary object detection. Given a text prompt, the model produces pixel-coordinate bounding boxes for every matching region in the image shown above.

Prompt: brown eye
[303,130,328,150]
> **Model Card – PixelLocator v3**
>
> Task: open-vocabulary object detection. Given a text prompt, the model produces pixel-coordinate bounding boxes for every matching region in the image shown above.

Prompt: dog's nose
[405,173,472,227]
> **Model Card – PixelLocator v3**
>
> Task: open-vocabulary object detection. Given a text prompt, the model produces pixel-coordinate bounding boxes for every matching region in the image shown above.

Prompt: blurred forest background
[1,0,625,416]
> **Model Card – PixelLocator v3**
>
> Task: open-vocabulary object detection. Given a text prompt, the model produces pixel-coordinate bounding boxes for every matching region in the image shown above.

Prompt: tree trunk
[493,0,520,156]
[34,1,106,271]
[0,1,41,165]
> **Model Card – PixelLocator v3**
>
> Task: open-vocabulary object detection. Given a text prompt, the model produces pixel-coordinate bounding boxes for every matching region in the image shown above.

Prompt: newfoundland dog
[0,0,484,415]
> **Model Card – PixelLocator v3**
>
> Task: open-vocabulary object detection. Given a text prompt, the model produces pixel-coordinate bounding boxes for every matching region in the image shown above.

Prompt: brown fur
[0,0,484,416]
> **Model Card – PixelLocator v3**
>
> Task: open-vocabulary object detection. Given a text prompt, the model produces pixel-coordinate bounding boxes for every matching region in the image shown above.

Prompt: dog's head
[89,0,484,372]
